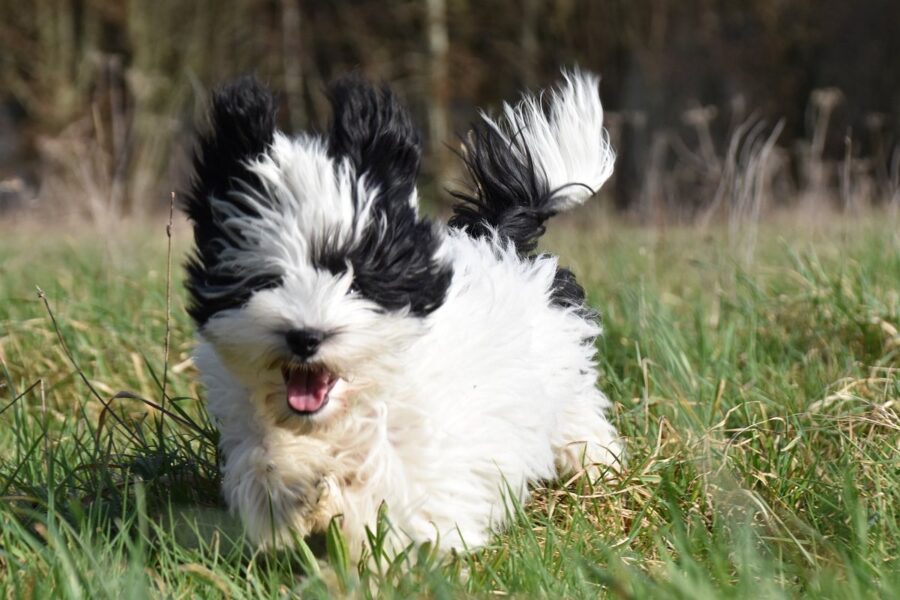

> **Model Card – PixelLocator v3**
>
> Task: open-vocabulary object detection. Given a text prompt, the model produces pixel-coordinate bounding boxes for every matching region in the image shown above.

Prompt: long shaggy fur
[183,69,622,559]
[449,69,614,253]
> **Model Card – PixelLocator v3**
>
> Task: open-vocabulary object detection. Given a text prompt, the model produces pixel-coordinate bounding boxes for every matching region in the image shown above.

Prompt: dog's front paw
[307,475,344,531]
[221,441,341,547]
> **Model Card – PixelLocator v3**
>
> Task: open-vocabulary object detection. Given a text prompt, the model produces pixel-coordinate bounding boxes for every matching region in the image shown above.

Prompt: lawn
[1,211,898,598]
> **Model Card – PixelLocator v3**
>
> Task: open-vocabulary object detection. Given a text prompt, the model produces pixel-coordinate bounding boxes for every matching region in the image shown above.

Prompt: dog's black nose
[285,329,324,360]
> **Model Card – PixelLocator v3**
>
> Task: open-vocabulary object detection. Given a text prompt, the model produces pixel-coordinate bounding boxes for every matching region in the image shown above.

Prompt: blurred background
[0,0,898,226]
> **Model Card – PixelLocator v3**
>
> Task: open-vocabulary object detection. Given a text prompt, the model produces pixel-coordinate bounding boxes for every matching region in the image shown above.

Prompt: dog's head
[183,76,451,428]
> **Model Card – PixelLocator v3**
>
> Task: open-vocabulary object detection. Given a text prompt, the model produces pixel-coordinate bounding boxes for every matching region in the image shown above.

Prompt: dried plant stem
[36,286,142,445]
[158,192,175,446]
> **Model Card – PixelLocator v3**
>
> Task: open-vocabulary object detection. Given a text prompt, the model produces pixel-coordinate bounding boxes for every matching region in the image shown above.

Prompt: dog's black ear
[325,76,450,316]
[326,76,421,209]
[183,76,280,326]
[189,76,277,204]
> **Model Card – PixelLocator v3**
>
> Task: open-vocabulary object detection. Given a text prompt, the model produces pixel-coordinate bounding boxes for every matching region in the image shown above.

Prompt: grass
[1,211,898,598]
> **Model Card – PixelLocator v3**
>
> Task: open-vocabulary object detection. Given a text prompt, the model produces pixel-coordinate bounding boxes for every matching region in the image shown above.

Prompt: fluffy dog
[183,69,622,558]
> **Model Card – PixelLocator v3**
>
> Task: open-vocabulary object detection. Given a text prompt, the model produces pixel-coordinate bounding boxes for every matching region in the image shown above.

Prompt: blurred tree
[0,0,896,218]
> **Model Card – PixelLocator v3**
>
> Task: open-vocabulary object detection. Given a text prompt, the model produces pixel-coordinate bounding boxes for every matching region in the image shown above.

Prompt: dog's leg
[553,389,623,481]
[219,432,344,547]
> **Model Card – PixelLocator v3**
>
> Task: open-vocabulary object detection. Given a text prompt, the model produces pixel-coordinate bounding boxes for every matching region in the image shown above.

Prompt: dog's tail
[449,69,615,254]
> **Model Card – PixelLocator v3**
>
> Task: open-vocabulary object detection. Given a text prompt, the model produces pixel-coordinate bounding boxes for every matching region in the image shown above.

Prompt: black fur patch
[182,76,281,326]
[450,119,591,315]
[548,262,596,320]
[327,76,420,211]
[449,123,557,255]
[325,76,452,316]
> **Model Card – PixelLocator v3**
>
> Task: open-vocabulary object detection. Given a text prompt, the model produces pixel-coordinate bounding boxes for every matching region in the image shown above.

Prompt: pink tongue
[286,369,332,413]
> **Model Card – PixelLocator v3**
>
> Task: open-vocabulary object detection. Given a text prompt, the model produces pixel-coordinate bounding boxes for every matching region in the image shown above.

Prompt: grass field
[1,212,898,598]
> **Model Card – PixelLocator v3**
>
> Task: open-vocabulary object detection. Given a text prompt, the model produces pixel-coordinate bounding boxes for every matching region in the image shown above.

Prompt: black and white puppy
[183,69,622,557]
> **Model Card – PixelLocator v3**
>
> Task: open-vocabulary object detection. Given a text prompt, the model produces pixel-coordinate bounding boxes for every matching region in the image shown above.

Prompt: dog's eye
[348,281,360,295]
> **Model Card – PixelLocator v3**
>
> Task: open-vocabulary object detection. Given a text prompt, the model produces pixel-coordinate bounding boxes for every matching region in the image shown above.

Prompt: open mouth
[281,363,338,415]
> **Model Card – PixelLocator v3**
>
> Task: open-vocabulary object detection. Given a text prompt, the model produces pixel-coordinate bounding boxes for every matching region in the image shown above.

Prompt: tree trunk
[425,0,449,186]
[520,0,539,88]
[280,0,305,131]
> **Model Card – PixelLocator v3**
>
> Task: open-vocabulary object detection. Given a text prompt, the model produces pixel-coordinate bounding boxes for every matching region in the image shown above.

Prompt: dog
[182,69,622,558]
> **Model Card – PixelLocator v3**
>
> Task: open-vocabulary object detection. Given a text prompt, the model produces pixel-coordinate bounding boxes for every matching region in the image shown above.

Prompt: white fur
[483,68,615,210]
[206,132,380,298]
[194,70,622,559]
